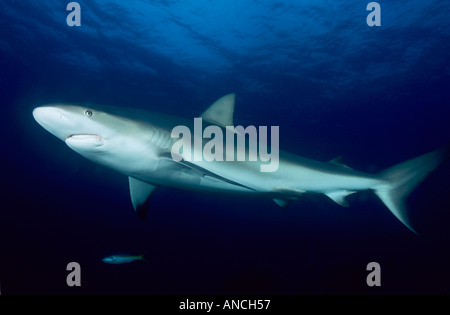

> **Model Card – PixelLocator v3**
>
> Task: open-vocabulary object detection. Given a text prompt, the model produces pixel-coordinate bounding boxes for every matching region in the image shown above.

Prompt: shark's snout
[33,107,67,128]
[33,106,77,141]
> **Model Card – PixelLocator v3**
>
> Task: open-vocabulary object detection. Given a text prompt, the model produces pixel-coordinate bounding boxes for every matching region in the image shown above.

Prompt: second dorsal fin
[329,156,353,170]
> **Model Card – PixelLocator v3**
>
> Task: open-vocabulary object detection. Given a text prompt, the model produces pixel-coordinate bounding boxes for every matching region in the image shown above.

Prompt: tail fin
[374,144,450,234]
[138,254,149,264]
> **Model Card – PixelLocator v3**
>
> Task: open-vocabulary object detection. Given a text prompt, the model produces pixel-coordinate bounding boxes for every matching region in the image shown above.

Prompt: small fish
[102,254,147,264]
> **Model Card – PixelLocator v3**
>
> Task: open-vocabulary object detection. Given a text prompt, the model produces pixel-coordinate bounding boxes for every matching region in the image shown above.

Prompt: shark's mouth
[65,134,104,149]
[66,134,103,141]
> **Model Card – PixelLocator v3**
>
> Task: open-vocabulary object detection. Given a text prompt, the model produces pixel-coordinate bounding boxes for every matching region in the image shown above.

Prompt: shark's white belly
[131,155,384,197]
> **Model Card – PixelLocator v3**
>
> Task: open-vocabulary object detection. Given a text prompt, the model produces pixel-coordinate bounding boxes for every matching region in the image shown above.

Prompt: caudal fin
[374,144,450,234]
[138,254,149,264]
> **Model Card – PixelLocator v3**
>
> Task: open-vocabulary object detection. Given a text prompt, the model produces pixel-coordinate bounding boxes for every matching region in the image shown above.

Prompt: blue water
[1,1,450,294]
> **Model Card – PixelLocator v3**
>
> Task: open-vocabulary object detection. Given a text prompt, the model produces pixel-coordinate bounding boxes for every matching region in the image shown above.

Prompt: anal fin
[324,190,356,207]
[273,198,294,208]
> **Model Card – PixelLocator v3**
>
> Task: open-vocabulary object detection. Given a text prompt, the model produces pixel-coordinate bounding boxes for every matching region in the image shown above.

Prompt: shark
[32,94,449,233]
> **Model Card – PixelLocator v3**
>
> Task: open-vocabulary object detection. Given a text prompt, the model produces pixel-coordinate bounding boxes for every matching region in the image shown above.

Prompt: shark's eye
[84,110,93,117]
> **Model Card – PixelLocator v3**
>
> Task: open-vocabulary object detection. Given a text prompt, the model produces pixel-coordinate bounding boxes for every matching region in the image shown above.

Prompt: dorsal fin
[200,93,235,127]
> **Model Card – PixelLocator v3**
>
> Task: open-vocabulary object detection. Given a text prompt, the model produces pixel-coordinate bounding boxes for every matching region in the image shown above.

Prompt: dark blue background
[1,1,449,294]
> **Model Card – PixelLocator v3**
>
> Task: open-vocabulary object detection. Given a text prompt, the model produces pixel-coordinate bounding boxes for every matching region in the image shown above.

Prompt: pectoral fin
[128,177,157,220]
